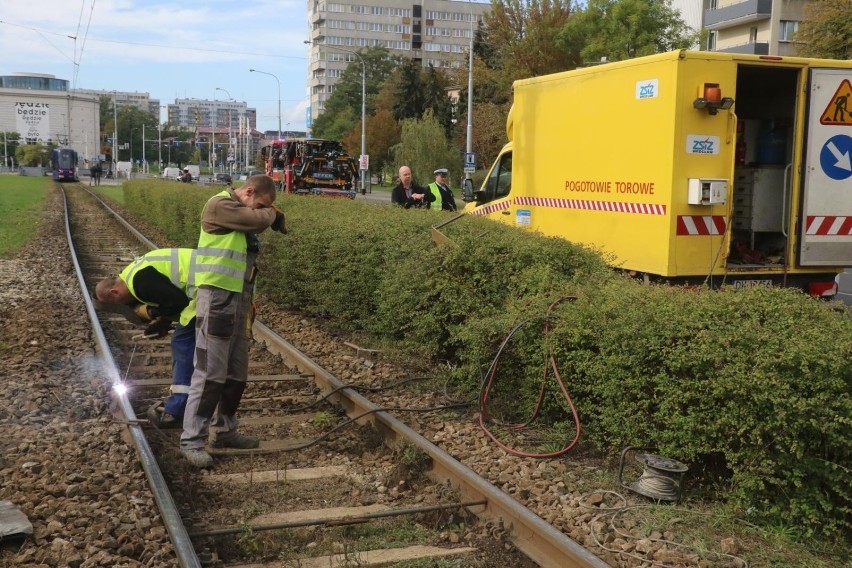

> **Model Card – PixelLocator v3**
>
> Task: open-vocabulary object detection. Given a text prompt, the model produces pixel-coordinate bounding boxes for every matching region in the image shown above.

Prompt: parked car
[213,173,232,185]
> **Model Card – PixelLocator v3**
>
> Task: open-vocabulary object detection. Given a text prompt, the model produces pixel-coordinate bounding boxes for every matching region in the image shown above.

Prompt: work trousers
[180,285,252,450]
[163,320,195,417]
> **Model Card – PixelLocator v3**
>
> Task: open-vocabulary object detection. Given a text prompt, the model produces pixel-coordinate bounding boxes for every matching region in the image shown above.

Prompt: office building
[306,0,490,122]
[0,72,100,161]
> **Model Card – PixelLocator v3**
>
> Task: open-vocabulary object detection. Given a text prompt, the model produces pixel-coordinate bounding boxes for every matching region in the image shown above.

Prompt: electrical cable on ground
[479,296,582,458]
[578,490,751,568]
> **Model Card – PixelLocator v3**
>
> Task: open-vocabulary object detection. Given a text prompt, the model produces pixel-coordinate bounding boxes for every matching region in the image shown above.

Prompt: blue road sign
[464,152,477,168]
[820,134,852,181]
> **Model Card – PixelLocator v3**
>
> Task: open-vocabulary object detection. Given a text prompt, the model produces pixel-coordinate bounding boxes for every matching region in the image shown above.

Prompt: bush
[124,185,851,538]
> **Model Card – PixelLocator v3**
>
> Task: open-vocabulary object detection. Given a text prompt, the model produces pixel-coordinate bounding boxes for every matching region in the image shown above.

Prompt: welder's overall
[179,275,254,450]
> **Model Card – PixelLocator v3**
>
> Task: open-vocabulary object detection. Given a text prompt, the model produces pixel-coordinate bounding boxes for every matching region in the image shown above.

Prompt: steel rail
[253,322,609,568]
[62,186,201,568]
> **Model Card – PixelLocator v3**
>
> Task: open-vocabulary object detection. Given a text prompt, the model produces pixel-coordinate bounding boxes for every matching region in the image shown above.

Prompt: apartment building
[703,0,809,56]
[166,98,256,131]
[306,0,490,123]
[75,88,161,116]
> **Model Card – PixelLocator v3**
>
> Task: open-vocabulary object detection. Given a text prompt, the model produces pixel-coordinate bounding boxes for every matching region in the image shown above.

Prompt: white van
[162,167,182,180]
[184,165,200,181]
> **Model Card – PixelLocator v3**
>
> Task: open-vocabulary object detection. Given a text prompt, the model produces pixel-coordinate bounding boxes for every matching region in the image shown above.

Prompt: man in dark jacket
[391,165,434,209]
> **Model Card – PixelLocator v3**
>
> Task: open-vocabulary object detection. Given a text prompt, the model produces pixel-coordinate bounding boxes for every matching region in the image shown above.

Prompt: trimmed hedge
[118,180,851,538]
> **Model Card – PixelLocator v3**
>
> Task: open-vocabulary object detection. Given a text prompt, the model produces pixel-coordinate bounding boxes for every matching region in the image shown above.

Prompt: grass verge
[0,175,52,258]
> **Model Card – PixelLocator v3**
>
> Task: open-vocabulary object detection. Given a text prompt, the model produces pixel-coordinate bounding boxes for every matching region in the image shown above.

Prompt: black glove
[271,210,288,234]
[144,317,173,339]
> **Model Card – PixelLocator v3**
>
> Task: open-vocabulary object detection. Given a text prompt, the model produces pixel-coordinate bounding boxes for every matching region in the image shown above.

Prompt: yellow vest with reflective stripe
[195,191,248,293]
[428,182,443,211]
[119,248,198,325]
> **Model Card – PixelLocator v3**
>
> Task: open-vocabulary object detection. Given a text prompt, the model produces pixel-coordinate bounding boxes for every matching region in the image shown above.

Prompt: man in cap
[181,168,192,183]
[427,168,457,211]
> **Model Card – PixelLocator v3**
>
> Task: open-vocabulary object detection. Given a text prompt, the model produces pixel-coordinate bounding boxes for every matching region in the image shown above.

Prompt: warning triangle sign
[820,79,852,126]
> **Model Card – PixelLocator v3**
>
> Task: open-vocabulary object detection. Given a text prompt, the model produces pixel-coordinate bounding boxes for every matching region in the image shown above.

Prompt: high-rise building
[166,98,256,131]
[306,0,490,123]
[703,0,809,56]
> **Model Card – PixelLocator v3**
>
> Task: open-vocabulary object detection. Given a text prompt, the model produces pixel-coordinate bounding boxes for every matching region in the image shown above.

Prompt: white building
[306,0,491,123]
[166,98,256,131]
[0,72,100,162]
[74,88,161,116]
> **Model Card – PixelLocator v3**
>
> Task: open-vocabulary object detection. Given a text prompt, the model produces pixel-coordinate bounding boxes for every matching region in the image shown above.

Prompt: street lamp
[249,69,281,140]
[216,87,234,172]
[464,3,475,194]
[158,105,168,171]
[112,91,118,175]
[305,40,367,193]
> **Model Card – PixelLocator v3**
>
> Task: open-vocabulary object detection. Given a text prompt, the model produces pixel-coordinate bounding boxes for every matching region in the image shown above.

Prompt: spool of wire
[618,447,688,502]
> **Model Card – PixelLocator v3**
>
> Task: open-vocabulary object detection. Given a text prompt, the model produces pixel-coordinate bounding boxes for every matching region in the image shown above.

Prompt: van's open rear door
[799,68,852,266]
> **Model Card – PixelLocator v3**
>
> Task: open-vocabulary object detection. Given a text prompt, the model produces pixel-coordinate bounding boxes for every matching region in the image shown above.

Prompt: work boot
[213,432,259,449]
[181,448,213,468]
[146,402,182,429]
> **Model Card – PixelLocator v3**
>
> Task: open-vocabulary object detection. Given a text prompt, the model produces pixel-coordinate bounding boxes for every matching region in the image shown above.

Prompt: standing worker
[180,175,288,468]
[391,165,433,209]
[427,168,457,211]
[94,248,198,427]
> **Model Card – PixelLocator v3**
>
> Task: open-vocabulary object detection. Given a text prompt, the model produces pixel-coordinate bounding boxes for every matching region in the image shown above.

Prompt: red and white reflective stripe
[805,216,852,236]
[470,200,510,216]
[514,196,667,215]
[676,215,727,235]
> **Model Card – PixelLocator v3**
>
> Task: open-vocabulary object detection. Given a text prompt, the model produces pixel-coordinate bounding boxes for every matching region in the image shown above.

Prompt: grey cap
[434,168,448,175]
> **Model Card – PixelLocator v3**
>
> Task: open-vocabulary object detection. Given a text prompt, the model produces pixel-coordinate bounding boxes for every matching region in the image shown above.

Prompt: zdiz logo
[692,138,714,153]
[639,84,655,98]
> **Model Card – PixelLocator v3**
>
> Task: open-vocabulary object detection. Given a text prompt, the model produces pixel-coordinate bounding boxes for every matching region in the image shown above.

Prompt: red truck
[261,138,358,199]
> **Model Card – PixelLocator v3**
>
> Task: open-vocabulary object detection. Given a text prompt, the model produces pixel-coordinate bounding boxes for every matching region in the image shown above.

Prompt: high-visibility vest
[195,190,249,293]
[120,248,198,325]
[428,182,443,211]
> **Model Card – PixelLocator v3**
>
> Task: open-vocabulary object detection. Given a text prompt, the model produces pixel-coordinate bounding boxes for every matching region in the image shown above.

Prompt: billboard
[15,102,51,142]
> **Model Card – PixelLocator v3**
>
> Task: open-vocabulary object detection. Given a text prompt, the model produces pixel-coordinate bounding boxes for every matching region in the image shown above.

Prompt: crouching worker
[94,248,198,428]
[180,175,288,468]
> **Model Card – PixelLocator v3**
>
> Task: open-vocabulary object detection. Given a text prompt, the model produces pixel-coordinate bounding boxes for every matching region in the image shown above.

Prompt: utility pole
[112,92,118,175]
[464,4,475,192]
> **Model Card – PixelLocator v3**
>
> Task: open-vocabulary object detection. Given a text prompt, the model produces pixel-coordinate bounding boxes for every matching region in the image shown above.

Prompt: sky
[0,0,310,133]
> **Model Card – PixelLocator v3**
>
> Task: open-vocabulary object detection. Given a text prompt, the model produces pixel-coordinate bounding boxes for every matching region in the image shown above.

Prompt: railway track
[61,183,606,568]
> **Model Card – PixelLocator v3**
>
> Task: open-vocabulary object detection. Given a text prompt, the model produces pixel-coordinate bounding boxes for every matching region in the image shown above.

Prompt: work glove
[271,207,288,234]
[133,304,154,322]
[144,317,173,339]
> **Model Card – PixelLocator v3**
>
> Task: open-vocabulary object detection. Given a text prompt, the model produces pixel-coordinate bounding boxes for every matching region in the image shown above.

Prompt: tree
[558,0,695,64]
[422,65,454,135]
[2,131,21,167]
[393,60,425,121]
[484,0,577,78]
[342,106,400,180]
[794,0,852,60]
[312,47,399,140]
[391,109,460,185]
[15,143,53,167]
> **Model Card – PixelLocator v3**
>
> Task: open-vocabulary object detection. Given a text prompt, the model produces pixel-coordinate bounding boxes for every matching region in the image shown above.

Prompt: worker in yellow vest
[427,168,457,211]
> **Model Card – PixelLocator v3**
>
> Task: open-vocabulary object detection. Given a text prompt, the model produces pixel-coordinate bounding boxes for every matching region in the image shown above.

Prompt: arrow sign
[820,134,852,181]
